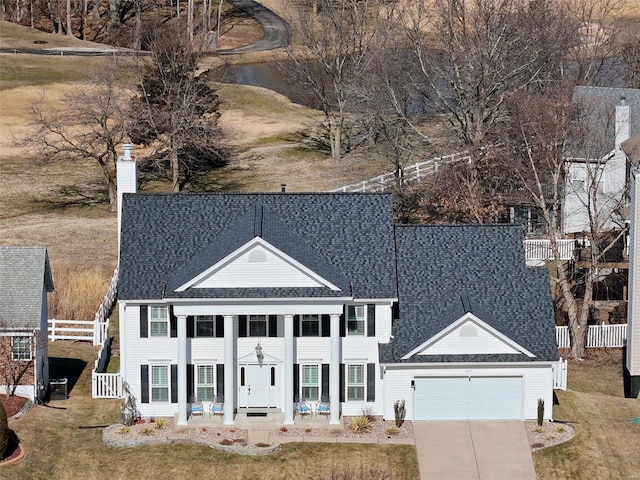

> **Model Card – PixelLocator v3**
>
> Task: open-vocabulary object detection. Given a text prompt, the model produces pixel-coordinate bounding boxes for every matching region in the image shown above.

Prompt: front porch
[183,408,343,430]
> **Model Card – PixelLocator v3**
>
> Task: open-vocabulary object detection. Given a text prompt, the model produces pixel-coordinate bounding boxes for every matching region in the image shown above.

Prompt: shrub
[155,418,168,430]
[219,439,233,446]
[255,442,270,447]
[118,426,130,435]
[394,399,406,428]
[385,426,400,436]
[537,398,544,426]
[555,425,566,433]
[350,416,372,433]
[0,401,8,458]
[305,427,312,433]
[139,426,155,436]
[279,426,288,433]
[360,407,375,422]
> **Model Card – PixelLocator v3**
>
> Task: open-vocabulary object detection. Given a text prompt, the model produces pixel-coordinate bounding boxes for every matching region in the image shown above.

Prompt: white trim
[400,313,536,359]
[175,237,341,292]
[381,361,557,368]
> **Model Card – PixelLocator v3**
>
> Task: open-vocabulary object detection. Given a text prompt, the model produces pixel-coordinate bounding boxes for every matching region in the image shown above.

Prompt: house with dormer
[115,146,562,426]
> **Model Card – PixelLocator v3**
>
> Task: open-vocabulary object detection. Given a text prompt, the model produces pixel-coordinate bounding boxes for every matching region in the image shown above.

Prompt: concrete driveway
[414,422,537,480]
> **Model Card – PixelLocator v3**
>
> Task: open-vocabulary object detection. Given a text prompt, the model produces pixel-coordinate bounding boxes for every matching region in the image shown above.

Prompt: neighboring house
[563,86,640,235]
[0,246,54,401]
[626,168,640,398]
[116,149,561,425]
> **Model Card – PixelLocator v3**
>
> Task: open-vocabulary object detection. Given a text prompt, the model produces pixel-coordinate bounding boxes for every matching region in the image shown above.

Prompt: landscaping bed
[272,416,414,440]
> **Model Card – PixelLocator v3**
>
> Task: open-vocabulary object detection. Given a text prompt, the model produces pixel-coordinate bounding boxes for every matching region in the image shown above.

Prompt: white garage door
[414,376,523,421]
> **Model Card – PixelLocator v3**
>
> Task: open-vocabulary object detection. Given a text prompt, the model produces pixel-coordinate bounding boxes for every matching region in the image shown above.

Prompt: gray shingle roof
[568,86,640,158]
[0,246,54,330]
[118,193,397,300]
[380,224,558,363]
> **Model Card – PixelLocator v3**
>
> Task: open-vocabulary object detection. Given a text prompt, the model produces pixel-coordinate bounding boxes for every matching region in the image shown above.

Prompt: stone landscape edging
[102,425,281,456]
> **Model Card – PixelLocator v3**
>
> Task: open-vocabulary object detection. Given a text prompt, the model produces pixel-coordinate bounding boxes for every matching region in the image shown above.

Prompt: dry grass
[48,265,113,320]
[533,349,640,479]
[4,342,419,480]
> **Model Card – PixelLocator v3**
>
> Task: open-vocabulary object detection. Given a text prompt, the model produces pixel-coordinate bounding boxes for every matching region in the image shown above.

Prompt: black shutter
[187,364,194,401]
[268,315,277,337]
[367,363,375,402]
[293,363,299,401]
[215,316,224,338]
[140,305,148,338]
[170,364,178,403]
[340,311,346,337]
[293,315,300,337]
[187,316,195,338]
[169,306,177,338]
[321,364,329,398]
[367,304,376,337]
[321,314,330,337]
[216,364,224,397]
[140,365,149,403]
[339,364,345,402]
[239,315,247,337]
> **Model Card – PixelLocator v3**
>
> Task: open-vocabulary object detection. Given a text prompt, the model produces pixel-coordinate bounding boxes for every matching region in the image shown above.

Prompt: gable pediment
[401,313,536,359]
[176,237,340,291]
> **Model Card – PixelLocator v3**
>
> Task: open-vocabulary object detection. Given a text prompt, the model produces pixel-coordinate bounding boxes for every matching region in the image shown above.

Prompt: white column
[284,314,294,425]
[330,313,340,425]
[224,314,234,425]
[177,315,188,426]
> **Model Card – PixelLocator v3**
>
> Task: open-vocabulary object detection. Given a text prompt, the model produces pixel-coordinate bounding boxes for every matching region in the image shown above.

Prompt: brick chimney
[117,143,138,258]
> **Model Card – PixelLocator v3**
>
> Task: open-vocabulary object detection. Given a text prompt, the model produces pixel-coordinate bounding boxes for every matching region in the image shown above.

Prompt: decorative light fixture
[255,342,264,367]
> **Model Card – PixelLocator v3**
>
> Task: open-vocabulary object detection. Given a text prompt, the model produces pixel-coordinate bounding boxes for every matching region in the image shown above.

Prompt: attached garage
[413,376,523,421]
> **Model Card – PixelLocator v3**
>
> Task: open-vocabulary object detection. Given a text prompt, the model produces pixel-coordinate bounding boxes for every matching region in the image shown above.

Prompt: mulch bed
[0,394,28,465]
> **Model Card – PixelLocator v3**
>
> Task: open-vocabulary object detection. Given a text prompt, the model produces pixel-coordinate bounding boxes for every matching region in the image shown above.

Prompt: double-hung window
[347,364,365,401]
[196,365,215,401]
[301,314,320,337]
[196,315,214,337]
[347,305,365,336]
[150,306,168,337]
[151,365,169,402]
[249,315,267,337]
[12,336,31,361]
[301,365,319,401]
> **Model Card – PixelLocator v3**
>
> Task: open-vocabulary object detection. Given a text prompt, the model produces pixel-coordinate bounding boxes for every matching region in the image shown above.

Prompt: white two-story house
[116,147,562,426]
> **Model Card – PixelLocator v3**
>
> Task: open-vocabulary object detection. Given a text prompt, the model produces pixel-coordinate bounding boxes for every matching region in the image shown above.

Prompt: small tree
[121,382,141,426]
[0,400,7,459]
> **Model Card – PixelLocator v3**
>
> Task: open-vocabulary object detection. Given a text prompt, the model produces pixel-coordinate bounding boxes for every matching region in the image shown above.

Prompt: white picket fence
[556,323,627,348]
[48,319,94,341]
[94,266,118,346]
[552,358,568,390]
[329,151,471,193]
[91,318,123,398]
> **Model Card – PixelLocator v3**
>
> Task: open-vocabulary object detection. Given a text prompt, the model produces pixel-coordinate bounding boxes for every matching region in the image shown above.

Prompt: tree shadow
[26,182,109,213]
[49,357,88,397]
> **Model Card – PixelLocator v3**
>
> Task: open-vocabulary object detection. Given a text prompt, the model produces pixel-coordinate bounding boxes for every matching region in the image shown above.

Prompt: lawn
[4,341,419,480]
[533,349,640,479]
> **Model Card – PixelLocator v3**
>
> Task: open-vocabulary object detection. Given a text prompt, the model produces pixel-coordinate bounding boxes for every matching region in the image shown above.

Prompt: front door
[239,364,271,408]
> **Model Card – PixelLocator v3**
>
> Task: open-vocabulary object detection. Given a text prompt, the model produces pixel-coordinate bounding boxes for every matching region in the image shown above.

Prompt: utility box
[50,378,68,400]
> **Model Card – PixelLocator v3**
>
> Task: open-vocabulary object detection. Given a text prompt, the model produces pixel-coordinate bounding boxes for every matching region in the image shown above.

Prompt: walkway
[414,422,537,480]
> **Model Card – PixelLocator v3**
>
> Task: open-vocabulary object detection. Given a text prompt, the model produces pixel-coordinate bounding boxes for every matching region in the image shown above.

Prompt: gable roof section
[0,246,54,330]
[119,193,397,300]
[568,86,640,159]
[380,224,558,363]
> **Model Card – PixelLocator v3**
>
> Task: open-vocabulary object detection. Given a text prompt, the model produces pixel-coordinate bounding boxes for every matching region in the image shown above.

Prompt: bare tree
[504,85,627,359]
[404,0,579,222]
[284,0,397,161]
[129,26,228,192]
[26,62,129,211]
[0,326,46,397]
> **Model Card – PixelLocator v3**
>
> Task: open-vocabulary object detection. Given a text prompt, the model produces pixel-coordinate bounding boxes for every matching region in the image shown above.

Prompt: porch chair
[295,396,312,418]
[189,396,204,418]
[316,395,330,417]
[210,395,224,417]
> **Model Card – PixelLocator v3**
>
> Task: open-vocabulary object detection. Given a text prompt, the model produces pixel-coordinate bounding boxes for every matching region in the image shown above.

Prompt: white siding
[419,321,522,356]
[374,303,393,343]
[629,171,640,374]
[194,245,326,289]
[382,364,554,422]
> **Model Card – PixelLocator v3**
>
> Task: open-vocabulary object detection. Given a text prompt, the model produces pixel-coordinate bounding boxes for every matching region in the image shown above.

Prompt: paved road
[218,0,290,55]
[414,422,537,480]
[1,0,290,57]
